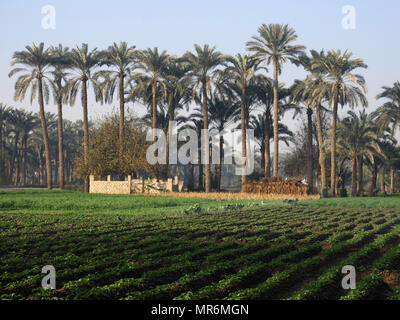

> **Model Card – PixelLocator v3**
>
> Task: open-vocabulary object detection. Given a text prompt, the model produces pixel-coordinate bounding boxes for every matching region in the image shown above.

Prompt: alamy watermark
[145,121,255,176]
[41,5,56,30]
[342,5,356,30]
[41,265,56,289]
[341,265,356,289]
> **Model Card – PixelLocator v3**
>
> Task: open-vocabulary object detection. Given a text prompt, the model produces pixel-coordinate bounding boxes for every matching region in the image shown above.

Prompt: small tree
[75,114,153,179]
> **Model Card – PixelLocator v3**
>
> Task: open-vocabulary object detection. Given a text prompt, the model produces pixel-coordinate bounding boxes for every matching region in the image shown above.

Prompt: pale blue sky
[0,0,399,129]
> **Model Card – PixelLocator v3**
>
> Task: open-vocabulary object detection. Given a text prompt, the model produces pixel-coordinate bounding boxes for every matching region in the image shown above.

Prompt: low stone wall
[89,175,131,194]
[89,175,184,194]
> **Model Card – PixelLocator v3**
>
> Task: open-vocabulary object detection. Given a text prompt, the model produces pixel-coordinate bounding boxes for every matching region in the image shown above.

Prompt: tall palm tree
[192,92,240,190]
[310,50,368,196]
[291,79,316,193]
[290,51,330,194]
[183,44,226,192]
[66,43,101,192]
[131,48,170,134]
[49,44,70,189]
[96,42,136,163]
[180,116,204,191]
[292,51,332,196]
[129,71,168,179]
[290,80,314,192]
[220,54,261,189]
[254,76,291,177]
[8,43,53,189]
[163,60,191,176]
[247,24,305,177]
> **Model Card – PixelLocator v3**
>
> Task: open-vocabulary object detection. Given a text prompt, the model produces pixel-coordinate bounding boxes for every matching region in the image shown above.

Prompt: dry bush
[242,177,309,195]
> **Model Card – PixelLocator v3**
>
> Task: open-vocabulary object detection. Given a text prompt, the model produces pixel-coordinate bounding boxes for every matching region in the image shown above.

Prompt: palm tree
[96,42,136,163]
[292,51,332,196]
[291,51,330,194]
[220,54,261,189]
[66,43,101,192]
[183,44,226,192]
[48,44,70,189]
[130,72,168,179]
[337,110,383,196]
[163,60,191,176]
[131,48,170,134]
[63,119,84,184]
[142,103,188,180]
[18,111,39,185]
[254,76,291,177]
[7,109,38,185]
[179,116,202,190]
[7,109,22,184]
[247,24,305,177]
[250,113,293,177]
[290,79,315,193]
[310,50,368,196]
[374,82,400,135]
[192,92,240,190]
[0,104,11,184]
[9,43,53,189]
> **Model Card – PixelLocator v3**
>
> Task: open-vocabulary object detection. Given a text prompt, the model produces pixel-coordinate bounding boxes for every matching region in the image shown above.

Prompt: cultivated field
[1,190,400,300]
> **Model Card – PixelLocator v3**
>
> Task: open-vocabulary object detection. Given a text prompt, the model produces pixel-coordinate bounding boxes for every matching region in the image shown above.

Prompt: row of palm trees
[5,23,400,196]
[0,103,83,186]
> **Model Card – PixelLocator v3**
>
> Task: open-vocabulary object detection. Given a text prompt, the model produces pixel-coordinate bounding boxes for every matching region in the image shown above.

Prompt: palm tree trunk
[152,80,157,132]
[265,112,271,178]
[218,135,223,191]
[390,169,395,194]
[38,77,52,190]
[380,170,386,194]
[189,163,194,191]
[202,81,210,192]
[10,133,18,183]
[81,78,89,193]
[38,148,43,186]
[356,155,364,196]
[119,74,125,171]
[151,79,160,181]
[330,84,340,197]
[306,107,314,194]
[241,85,247,190]
[351,156,357,196]
[369,162,377,196]
[198,149,203,191]
[21,137,26,185]
[315,105,327,197]
[14,147,20,186]
[260,144,265,172]
[272,57,279,177]
[165,105,175,180]
[335,174,340,196]
[57,82,64,189]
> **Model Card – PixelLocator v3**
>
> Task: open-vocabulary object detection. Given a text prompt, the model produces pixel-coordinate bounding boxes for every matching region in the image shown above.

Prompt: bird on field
[117,215,122,222]
[284,198,299,204]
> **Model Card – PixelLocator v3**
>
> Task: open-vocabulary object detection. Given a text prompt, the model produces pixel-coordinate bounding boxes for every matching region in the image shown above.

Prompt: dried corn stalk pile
[243,177,308,195]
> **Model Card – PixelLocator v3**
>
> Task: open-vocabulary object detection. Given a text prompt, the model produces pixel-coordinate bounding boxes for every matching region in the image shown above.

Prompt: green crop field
[1,190,400,300]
